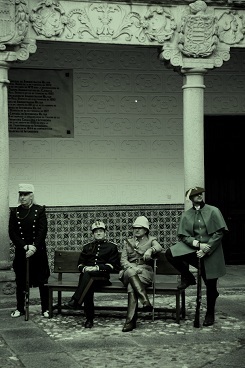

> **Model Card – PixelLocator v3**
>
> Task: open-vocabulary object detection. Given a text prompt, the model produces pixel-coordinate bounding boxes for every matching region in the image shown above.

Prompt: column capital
[0,0,37,61]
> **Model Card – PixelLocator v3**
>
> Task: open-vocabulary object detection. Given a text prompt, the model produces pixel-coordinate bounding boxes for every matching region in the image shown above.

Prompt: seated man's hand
[143,248,153,261]
[83,266,99,272]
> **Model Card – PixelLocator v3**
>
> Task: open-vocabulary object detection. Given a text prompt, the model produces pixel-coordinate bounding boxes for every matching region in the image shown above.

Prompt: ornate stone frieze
[30,0,68,38]
[2,0,245,67]
[217,10,245,45]
[137,6,177,43]
[29,1,176,44]
[0,0,36,60]
[64,3,176,43]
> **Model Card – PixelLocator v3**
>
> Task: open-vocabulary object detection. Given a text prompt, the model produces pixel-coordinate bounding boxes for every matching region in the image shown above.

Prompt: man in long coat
[166,187,228,326]
[9,183,50,318]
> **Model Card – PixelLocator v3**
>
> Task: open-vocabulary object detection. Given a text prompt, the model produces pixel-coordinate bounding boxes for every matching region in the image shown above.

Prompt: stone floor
[1,289,245,368]
[1,265,245,368]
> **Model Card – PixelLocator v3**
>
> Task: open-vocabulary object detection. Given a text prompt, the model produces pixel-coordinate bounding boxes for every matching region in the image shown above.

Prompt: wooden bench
[45,250,186,323]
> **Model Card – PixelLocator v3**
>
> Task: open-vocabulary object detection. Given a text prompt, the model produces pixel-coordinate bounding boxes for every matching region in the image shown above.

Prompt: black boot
[177,275,196,290]
[64,297,80,309]
[203,284,219,327]
[122,292,138,332]
[128,275,152,311]
[203,312,215,326]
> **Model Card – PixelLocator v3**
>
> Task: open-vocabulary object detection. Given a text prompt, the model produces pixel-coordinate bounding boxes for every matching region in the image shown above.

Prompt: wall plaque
[8,69,73,138]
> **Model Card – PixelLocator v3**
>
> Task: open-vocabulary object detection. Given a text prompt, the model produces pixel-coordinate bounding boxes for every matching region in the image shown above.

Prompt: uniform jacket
[170,203,228,279]
[77,239,120,277]
[119,235,163,283]
[9,204,50,286]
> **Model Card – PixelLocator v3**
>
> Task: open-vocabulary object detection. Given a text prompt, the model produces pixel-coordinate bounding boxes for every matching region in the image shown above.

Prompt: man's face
[93,228,106,240]
[19,192,33,207]
[133,227,147,238]
[191,192,204,205]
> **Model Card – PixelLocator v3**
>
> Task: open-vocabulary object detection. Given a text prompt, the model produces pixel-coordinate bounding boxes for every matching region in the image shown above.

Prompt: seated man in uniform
[65,220,120,328]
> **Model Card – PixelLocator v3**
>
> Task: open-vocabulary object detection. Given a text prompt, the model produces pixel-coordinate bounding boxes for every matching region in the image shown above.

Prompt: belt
[134,259,145,265]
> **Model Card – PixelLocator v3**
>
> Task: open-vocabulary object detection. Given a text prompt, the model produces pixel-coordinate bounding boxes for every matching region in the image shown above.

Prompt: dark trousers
[165,248,218,312]
[15,276,49,313]
[73,271,110,320]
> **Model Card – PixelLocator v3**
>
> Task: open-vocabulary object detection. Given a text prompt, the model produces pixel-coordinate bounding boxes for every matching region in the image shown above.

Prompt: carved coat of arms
[0,0,29,50]
[0,0,15,46]
[178,1,218,58]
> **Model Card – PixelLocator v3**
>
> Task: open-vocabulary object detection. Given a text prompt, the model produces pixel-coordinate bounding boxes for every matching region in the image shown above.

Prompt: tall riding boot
[203,279,219,326]
[128,275,152,311]
[122,292,138,332]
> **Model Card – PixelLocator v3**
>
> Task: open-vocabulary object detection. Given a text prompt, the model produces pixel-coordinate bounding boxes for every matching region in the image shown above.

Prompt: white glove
[196,249,206,258]
[28,244,37,253]
[143,248,153,261]
[24,244,37,252]
[200,243,210,253]
[83,266,99,272]
[26,250,35,258]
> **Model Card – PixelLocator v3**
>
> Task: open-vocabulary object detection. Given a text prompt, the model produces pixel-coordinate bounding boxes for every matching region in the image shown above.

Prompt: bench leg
[48,288,53,318]
[181,291,186,319]
[175,293,180,323]
[57,291,62,314]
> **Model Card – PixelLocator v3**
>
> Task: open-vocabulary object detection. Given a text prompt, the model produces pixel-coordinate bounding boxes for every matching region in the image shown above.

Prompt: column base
[0,269,16,308]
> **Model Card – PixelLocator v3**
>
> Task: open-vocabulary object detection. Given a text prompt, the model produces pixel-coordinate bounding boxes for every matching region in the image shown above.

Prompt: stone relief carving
[178,0,218,57]
[0,0,36,59]
[160,1,243,69]
[0,0,29,50]
[217,10,245,45]
[137,6,177,43]
[65,3,176,44]
[30,0,68,38]
[2,281,16,295]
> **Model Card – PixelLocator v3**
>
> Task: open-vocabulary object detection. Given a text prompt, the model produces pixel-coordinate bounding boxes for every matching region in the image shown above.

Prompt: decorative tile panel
[10,204,184,271]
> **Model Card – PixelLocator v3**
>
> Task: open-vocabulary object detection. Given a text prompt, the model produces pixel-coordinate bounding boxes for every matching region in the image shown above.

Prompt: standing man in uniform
[65,220,120,328]
[166,187,228,326]
[9,183,50,318]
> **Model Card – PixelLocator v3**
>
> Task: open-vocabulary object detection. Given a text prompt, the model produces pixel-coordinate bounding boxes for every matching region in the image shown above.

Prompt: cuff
[193,240,200,248]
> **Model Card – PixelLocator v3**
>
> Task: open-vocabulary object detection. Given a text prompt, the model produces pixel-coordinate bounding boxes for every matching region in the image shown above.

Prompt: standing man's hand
[200,243,210,253]
[25,245,36,258]
[196,250,205,258]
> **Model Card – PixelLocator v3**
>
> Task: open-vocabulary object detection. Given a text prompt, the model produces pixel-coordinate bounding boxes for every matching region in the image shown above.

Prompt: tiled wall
[10,204,184,271]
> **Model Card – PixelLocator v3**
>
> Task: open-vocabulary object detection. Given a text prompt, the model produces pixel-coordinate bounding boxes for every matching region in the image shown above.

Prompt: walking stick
[193,255,202,328]
[24,258,30,321]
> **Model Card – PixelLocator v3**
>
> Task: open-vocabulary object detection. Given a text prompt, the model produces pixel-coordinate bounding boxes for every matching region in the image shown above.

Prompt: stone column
[0,59,15,298]
[182,68,207,209]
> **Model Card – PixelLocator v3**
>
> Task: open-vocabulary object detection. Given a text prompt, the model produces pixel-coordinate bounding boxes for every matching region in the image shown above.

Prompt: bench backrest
[54,250,81,273]
[54,250,180,276]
